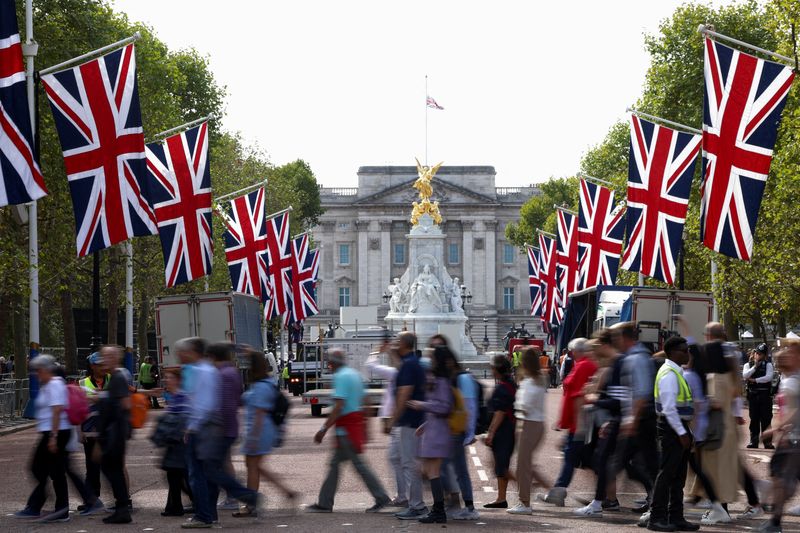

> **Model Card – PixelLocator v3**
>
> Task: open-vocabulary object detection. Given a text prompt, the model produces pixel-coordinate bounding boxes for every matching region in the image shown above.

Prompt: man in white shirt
[647,336,699,532]
[743,343,775,448]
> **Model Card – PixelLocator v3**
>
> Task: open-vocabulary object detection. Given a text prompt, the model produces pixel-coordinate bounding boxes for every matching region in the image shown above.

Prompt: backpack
[448,386,468,435]
[129,392,149,429]
[268,380,290,427]
[468,373,490,435]
[65,383,90,425]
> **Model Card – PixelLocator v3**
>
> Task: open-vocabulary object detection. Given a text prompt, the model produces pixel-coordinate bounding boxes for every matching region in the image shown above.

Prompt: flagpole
[627,107,703,135]
[698,24,797,67]
[215,180,268,202]
[40,32,141,75]
[147,115,212,143]
[125,240,134,351]
[24,0,38,364]
[536,229,557,238]
[553,204,578,216]
[578,173,615,188]
[425,74,428,166]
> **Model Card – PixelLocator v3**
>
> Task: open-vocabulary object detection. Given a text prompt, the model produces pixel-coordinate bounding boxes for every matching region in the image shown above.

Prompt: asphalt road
[0,385,797,532]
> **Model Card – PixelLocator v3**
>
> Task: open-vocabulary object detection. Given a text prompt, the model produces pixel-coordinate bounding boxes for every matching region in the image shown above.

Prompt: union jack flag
[527,246,542,317]
[0,0,46,207]
[538,233,562,326]
[700,37,795,261]
[622,115,701,284]
[284,233,320,325]
[577,179,626,289]
[41,43,157,256]
[426,95,444,110]
[222,188,270,301]
[556,210,581,301]
[263,211,293,320]
[145,122,212,287]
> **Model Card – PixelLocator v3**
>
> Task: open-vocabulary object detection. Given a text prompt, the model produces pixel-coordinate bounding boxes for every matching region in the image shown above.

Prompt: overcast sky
[112,0,728,187]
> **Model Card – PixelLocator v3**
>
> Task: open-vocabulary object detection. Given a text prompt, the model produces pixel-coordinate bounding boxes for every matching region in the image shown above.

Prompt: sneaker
[365,498,390,513]
[79,499,105,516]
[394,507,428,520]
[688,499,712,509]
[700,503,731,525]
[507,503,533,515]
[536,486,566,507]
[305,503,332,513]
[217,498,239,510]
[574,503,603,517]
[38,507,70,523]
[388,498,408,507]
[602,498,621,512]
[12,508,41,519]
[181,517,212,528]
[452,508,480,520]
[638,510,651,528]
[758,521,782,533]
[738,505,765,520]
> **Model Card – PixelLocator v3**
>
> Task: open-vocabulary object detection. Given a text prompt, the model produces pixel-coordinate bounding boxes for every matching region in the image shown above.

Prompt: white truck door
[155,297,195,367]
[195,293,235,344]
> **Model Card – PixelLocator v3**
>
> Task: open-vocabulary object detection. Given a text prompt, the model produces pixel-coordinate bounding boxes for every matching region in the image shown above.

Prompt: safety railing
[0,378,30,425]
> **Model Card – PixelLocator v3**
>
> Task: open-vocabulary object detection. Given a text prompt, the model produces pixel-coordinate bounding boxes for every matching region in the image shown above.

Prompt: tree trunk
[12,293,26,379]
[137,291,149,362]
[723,309,738,341]
[0,291,9,355]
[60,280,78,374]
[106,246,119,345]
[778,313,788,338]
[751,311,765,341]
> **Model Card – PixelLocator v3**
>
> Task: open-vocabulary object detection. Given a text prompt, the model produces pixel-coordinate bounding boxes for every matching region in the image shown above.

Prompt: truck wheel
[311,404,322,417]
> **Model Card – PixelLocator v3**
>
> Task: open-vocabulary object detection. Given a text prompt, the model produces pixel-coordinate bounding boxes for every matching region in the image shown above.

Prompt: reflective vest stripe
[654,365,694,420]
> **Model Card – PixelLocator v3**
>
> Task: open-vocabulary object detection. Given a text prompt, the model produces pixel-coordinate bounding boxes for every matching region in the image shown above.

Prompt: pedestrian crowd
[10,322,800,532]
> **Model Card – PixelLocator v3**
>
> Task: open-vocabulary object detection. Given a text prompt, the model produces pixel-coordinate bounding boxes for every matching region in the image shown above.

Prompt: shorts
[770,441,800,482]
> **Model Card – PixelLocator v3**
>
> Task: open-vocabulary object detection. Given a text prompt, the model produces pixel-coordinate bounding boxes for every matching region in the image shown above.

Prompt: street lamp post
[482,317,490,354]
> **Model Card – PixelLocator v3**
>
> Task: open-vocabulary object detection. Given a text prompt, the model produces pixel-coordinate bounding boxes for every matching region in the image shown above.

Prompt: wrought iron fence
[0,377,30,425]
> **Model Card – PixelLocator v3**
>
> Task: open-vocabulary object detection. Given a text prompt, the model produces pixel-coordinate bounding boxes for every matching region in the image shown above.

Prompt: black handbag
[150,411,184,448]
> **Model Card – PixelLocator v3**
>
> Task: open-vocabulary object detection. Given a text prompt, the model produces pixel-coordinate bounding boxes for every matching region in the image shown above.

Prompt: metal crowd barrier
[0,378,30,424]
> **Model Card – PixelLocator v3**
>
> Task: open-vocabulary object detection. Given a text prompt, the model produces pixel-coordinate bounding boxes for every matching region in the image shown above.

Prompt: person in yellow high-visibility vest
[281,363,290,390]
[647,336,697,532]
[512,349,522,379]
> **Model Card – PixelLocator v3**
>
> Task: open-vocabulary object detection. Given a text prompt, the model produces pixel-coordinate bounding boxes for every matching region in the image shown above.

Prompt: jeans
[388,427,406,501]
[204,436,256,508]
[554,432,583,488]
[441,434,471,500]
[399,426,425,510]
[186,434,217,523]
[26,430,70,512]
[650,418,689,523]
[101,449,129,511]
[83,437,101,498]
[318,435,388,509]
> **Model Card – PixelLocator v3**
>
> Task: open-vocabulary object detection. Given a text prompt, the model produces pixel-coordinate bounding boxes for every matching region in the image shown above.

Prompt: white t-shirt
[35,376,71,432]
[515,376,546,422]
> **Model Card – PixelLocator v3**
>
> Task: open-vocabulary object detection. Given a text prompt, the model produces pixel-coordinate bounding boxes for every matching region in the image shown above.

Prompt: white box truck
[154,291,263,367]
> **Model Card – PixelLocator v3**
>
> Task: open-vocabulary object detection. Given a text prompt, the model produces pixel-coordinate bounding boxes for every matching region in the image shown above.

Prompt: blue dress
[241,379,278,455]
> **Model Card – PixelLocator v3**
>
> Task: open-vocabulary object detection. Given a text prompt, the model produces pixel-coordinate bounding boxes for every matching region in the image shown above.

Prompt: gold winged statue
[411,158,443,226]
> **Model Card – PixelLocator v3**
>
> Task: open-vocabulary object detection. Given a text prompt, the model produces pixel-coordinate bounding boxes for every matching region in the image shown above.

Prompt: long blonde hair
[520,346,546,386]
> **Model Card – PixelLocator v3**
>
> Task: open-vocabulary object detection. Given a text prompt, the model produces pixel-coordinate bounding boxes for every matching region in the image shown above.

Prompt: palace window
[448,243,460,265]
[503,243,516,264]
[393,243,406,265]
[503,287,515,310]
[338,287,351,307]
[338,244,350,266]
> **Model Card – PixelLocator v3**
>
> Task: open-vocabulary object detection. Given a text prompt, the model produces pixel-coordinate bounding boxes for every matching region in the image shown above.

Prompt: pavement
[0,386,798,532]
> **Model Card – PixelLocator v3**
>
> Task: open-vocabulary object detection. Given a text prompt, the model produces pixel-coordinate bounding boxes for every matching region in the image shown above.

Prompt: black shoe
[764,444,775,450]
[747,443,759,449]
[672,519,700,531]
[103,511,132,524]
[648,521,677,532]
[77,504,87,512]
[483,500,508,509]
[162,510,185,517]
[632,503,650,513]
[419,510,447,524]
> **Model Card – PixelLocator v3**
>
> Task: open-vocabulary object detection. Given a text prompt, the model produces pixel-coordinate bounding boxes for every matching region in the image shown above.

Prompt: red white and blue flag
[538,233,562,326]
[577,179,626,289]
[426,95,444,110]
[699,37,795,261]
[264,211,293,320]
[556,210,581,301]
[0,0,46,207]
[41,43,157,256]
[145,122,212,287]
[622,115,701,285]
[284,233,320,325]
[527,246,542,317]
[222,187,270,301]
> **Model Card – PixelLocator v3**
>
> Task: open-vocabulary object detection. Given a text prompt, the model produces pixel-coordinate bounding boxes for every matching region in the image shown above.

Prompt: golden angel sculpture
[410,158,443,226]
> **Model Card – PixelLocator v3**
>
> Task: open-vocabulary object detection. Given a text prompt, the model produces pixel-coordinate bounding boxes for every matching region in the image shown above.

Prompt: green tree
[505,176,579,247]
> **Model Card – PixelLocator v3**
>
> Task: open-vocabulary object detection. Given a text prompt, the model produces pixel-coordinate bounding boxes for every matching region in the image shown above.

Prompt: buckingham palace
[307,165,541,351]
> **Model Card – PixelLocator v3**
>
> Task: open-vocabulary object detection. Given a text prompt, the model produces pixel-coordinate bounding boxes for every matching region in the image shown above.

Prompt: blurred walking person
[509,346,551,515]
[13,355,72,522]
[235,348,296,517]
[138,356,160,408]
[483,355,518,508]
[306,348,389,513]
[78,352,108,508]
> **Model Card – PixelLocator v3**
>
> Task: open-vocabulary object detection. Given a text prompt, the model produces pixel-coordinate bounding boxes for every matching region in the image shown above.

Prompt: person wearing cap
[743,343,775,449]
[79,352,110,508]
[306,348,390,513]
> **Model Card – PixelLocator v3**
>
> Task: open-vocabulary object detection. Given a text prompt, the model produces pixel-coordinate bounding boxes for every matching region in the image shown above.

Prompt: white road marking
[472,456,482,467]
[469,446,477,455]
[478,469,489,481]
[483,486,495,492]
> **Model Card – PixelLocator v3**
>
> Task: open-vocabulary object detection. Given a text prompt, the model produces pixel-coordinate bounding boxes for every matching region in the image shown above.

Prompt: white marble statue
[408,264,443,313]
[388,277,405,313]
[449,277,463,313]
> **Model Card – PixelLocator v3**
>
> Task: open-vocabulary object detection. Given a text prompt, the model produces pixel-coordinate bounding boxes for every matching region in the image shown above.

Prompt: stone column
[462,221,474,299]
[356,219,369,305]
[380,221,392,295]
[484,219,497,309]
[319,221,335,311]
